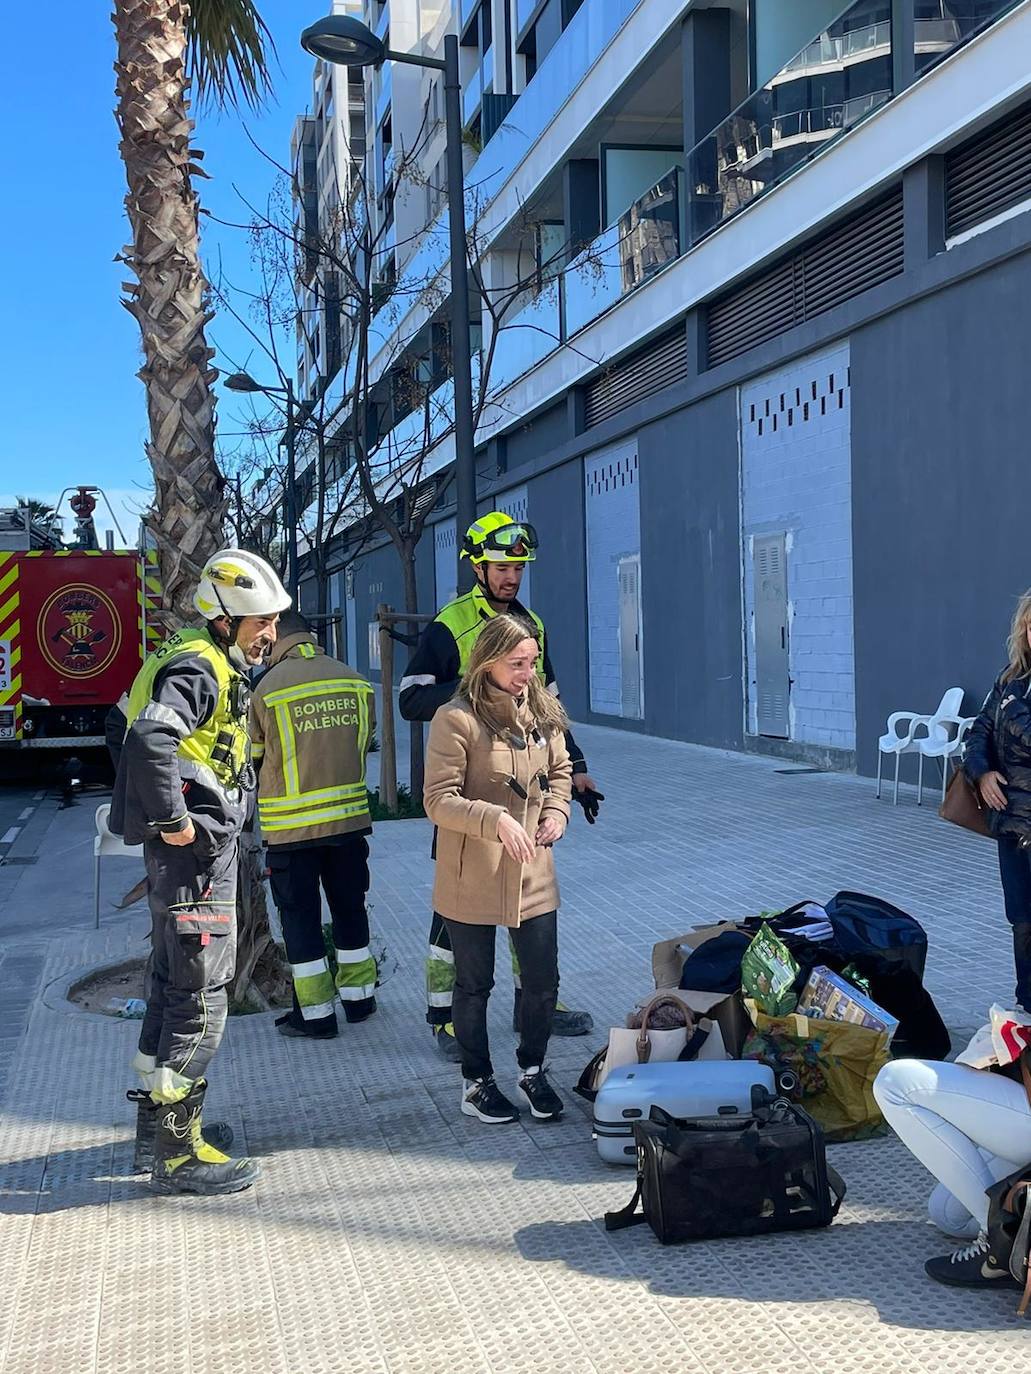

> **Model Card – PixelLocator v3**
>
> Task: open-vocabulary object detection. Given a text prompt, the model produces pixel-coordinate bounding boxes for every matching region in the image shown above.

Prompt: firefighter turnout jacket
[250,633,375,845]
[111,628,251,859]
[398,584,586,773]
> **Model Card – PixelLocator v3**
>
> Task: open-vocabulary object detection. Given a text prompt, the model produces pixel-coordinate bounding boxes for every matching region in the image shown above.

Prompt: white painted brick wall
[585,441,640,716]
[740,343,856,750]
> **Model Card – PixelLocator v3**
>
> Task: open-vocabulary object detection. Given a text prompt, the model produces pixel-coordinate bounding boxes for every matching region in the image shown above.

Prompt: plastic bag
[741,1006,891,1142]
[741,924,799,1017]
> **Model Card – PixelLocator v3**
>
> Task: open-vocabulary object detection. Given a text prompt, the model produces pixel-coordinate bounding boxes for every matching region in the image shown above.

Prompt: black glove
[573,786,605,824]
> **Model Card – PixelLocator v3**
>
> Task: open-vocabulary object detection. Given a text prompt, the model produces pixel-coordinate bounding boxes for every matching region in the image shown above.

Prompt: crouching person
[423,614,572,1124]
[874,1057,1031,1290]
[112,549,289,1194]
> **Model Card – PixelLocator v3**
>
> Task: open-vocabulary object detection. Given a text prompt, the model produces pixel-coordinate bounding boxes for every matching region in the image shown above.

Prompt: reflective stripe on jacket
[251,633,375,844]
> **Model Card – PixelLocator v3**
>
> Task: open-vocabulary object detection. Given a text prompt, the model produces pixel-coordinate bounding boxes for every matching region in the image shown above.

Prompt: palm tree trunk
[113,0,226,623]
[113,0,281,1008]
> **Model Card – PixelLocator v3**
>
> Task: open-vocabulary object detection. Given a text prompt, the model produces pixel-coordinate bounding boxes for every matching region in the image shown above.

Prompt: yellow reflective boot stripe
[293,960,336,1019]
[335,946,377,1000]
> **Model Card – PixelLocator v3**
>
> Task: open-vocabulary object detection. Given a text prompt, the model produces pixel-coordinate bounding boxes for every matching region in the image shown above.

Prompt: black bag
[823,890,928,979]
[604,1097,846,1245]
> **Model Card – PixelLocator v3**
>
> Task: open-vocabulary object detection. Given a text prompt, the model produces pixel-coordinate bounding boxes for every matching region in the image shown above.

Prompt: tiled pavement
[0,724,1028,1373]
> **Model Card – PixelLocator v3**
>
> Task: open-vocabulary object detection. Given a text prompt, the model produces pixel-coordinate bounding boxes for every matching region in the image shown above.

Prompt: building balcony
[489,279,562,393]
[463,64,482,126]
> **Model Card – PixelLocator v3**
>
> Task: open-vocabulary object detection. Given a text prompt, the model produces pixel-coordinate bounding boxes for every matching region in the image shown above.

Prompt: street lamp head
[300,14,385,67]
[224,371,264,393]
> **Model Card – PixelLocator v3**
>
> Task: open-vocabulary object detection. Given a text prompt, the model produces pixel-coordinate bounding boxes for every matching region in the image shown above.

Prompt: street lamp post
[300,13,477,591]
[224,372,298,602]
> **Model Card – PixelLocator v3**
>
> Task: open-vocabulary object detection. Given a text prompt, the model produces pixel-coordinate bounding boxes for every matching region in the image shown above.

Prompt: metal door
[754,532,789,737]
[618,554,643,720]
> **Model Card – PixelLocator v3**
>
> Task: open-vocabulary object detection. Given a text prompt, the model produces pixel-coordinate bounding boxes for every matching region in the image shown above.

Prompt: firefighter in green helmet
[400,511,603,1060]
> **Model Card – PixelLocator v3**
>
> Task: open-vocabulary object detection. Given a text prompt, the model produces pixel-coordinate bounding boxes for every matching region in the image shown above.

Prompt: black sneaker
[517,1066,563,1121]
[925,1232,1020,1289]
[460,1076,520,1124]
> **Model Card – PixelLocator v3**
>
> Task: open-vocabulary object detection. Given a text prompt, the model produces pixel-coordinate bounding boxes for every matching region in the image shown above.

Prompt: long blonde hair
[1003,590,1031,684]
[461,614,568,735]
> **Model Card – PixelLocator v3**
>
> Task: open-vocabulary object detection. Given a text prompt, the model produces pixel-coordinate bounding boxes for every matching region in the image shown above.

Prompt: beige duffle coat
[423,686,572,927]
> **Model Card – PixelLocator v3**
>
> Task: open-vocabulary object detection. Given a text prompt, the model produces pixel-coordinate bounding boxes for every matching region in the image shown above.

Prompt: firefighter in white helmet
[111,548,289,1196]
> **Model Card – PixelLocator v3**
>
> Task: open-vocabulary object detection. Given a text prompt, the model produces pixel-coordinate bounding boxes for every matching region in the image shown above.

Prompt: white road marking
[1,827,20,845]
[33,791,43,800]
[18,808,32,821]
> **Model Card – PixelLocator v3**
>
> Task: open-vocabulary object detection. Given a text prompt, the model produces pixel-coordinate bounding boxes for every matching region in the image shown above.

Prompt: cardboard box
[650,922,752,1058]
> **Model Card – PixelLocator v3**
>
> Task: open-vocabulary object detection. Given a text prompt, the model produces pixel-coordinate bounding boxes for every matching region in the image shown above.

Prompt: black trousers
[139,839,238,1086]
[442,911,558,1081]
[996,835,1031,1011]
[268,837,372,1026]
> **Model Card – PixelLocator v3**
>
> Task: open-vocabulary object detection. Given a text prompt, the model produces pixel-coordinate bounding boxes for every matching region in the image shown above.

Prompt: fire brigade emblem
[38,584,122,679]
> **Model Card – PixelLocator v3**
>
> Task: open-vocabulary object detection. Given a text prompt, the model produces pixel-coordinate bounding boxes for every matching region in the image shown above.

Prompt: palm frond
[186,0,276,111]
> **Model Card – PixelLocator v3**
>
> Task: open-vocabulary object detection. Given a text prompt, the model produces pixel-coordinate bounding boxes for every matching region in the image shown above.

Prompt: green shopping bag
[741,1004,890,1142]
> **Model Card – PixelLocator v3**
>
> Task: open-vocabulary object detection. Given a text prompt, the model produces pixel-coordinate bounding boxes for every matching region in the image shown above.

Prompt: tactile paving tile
[3,726,1028,1373]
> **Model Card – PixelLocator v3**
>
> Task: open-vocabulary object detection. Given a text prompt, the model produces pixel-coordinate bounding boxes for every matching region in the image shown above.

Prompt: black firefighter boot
[127,1089,236,1174]
[149,1080,260,1196]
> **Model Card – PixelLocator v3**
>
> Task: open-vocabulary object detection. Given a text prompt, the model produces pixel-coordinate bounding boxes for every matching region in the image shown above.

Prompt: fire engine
[0,487,163,761]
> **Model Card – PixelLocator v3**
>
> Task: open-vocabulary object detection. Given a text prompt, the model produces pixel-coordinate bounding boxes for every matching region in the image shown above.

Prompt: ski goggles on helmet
[467,521,539,563]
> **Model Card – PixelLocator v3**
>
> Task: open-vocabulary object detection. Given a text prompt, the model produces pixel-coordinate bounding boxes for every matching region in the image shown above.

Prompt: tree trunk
[113,0,282,1006]
[400,542,425,799]
[112,0,226,624]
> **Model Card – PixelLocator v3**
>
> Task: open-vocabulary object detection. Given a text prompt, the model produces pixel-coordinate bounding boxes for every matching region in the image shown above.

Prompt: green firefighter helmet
[460,511,539,565]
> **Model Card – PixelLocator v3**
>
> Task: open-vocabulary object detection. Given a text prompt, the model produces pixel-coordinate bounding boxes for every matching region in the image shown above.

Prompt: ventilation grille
[706,190,904,369]
[946,100,1031,239]
[584,328,688,429]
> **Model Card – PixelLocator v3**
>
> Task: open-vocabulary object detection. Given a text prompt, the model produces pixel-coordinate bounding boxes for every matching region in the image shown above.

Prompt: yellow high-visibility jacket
[250,633,375,845]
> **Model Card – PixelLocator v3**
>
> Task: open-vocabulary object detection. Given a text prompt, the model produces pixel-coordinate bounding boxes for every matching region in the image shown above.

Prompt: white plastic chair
[917,715,977,806]
[94,802,143,929]
[876,687,964,805]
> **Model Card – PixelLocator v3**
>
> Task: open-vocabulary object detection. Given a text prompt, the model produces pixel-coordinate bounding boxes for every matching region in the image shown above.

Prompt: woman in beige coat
[424,614,573,1124]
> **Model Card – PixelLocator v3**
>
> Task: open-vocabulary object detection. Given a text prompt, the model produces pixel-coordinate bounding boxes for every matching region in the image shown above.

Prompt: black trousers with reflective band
[139,838,238,1082]
[442,911,558,1082]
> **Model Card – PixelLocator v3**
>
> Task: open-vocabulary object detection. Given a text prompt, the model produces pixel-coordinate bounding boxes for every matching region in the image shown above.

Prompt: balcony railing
[490,279,562,392]
[563,166,684,338]
[686,0,893,247]
[914,1,1020,77]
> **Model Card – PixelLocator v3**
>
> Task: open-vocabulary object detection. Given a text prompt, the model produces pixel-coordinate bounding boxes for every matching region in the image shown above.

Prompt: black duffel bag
[604,1097,845,1246]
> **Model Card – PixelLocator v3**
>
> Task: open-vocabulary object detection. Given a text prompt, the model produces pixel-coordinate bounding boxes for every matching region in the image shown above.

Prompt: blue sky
[0,0,319,542]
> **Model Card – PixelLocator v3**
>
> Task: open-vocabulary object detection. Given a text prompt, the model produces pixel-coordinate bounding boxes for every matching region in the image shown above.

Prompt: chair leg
[876,750,883,800]
[941,758,949,805]
[917,753,924,807]
[893,752,901,806]
[94,856,101,931]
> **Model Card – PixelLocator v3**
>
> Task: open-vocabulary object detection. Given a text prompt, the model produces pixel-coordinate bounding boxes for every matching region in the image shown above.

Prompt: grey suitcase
[593,1060,776,1165]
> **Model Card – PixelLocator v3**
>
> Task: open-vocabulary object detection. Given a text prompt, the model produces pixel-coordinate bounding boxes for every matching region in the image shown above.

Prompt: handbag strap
[635,993,697,1063]
[604,1180,646,1232]
[676,1019,711,1062]
[573,1047,606,1103]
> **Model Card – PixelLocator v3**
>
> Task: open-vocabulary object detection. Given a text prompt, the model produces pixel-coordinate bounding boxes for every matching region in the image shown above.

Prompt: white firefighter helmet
[193,549,291,621]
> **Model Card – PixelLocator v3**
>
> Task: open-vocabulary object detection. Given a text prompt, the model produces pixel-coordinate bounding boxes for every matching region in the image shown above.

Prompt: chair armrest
[885,711,930,742]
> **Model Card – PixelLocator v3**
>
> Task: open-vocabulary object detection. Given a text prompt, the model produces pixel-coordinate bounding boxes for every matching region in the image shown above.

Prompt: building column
[563,159,600,259]
[891,1,916,94]
[903,156,946,269]
[682,8,735,155]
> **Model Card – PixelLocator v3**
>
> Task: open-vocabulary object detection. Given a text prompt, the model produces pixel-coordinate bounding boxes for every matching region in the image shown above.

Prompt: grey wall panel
[851,248,1031,775]
[636,388,744,748]
[502,401,570,475]
[527,461,590,723]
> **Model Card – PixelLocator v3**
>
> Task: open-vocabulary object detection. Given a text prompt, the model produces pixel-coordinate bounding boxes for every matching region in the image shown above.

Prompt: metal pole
[443,33,477,592]
[377,605,398,814]
[285,379,299,602]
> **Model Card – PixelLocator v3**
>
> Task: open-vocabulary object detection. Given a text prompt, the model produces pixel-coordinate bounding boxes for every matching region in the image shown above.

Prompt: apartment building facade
[298,0,1031,776]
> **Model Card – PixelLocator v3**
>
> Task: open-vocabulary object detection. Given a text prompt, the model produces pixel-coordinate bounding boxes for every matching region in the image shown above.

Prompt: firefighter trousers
[426,913,526,1027]
[267,837,376,1026]
[139,838,239,1093]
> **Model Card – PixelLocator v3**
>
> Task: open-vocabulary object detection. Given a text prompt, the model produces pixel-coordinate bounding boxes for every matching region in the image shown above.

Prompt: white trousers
[874,1059,1031,1233]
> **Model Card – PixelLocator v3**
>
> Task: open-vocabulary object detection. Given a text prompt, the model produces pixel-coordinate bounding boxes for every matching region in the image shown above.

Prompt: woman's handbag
[574,993,715,1103]
[939,767,991,838]
[604,1097,846,1245]
[986,1153,1031,1318]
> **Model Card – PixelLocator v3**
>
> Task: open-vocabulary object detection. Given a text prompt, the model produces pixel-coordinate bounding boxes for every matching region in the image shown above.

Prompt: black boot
[1012,922,1031,1013]
[150,1081,260,1196]
[128,1089,235,1174]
